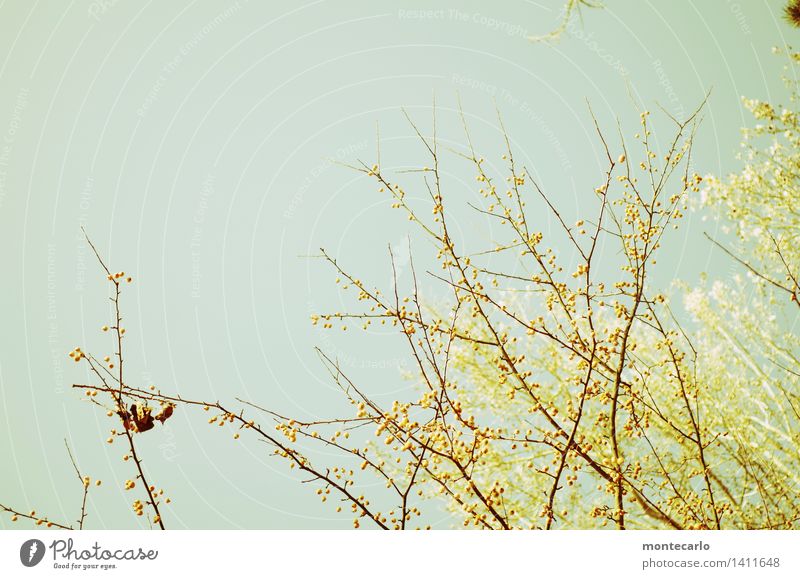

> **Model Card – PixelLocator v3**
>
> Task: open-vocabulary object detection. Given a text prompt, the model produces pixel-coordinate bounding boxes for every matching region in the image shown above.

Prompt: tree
[3,52,799,532]
[289,100,713,530]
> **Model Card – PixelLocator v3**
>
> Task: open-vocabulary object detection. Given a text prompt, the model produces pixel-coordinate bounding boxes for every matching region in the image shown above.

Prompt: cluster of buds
[107,271,132,283]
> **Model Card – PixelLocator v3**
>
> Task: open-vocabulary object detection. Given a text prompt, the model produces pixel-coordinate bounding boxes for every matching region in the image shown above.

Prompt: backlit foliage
[682,48,800,530]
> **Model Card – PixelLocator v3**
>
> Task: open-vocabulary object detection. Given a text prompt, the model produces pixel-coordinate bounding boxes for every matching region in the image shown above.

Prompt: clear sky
[0,0,797,529]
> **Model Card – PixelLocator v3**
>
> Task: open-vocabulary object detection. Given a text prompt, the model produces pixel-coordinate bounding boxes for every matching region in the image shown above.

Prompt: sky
[0,0,797,529]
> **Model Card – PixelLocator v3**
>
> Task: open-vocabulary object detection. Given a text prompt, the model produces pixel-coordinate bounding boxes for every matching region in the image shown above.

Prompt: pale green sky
[0,0,796,529]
